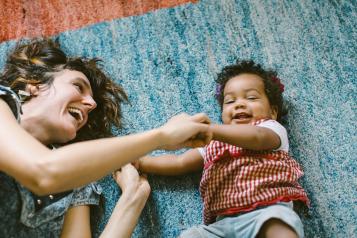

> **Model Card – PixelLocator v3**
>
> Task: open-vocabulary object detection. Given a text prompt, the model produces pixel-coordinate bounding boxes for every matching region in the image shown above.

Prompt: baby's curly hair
[0,38,128,142]
[215,60,287,122]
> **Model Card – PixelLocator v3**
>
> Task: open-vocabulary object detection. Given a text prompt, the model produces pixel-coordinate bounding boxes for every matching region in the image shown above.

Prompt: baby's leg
[250,202,304,238]
[178,223,225,238]
[256,218,298,238]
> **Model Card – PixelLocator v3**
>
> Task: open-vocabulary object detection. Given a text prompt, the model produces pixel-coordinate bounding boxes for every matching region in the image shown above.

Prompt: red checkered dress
[199,121,309,224]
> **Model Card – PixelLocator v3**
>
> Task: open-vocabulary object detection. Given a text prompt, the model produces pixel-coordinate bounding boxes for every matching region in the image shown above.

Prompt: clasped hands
[158,112,213,150]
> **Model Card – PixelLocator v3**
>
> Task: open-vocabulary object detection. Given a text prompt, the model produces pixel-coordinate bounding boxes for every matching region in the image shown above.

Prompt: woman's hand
[112,164,150,200]
[158,113,212,150]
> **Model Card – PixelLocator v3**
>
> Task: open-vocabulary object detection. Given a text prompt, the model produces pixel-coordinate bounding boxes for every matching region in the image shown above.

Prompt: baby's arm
[210,124,281,151]
[139,149,204,176]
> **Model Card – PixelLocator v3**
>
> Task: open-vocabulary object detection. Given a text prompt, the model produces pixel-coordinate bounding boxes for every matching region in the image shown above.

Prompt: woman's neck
[20,108,52,146]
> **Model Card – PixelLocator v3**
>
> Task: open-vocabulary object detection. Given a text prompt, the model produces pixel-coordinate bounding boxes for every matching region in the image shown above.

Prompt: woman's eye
[73,83,83,92]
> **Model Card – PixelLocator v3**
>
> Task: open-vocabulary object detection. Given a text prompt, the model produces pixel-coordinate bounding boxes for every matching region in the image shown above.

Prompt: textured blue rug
[0,1,356,237]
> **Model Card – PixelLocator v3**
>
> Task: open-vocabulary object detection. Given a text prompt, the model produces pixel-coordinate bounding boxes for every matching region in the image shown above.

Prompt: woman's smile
[21,69,96,144]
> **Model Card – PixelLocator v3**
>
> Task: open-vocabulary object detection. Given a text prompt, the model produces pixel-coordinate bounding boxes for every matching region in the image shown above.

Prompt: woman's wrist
[151,127,170,150]
[146,127,167,150]
[101,181,150,238]
[120,186,150,210]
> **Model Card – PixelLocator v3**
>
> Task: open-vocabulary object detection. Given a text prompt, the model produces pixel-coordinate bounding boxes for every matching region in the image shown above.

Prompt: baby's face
[221,73,277,125]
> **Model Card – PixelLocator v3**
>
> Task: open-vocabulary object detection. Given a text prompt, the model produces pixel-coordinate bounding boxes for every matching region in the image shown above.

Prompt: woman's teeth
[68,107,83,122]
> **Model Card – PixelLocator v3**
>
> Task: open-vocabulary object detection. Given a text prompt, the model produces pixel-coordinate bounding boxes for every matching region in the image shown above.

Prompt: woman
[0,39,211,237]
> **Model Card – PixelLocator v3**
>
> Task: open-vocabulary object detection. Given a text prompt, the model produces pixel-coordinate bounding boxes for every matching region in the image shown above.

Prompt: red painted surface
[0,0,198,42]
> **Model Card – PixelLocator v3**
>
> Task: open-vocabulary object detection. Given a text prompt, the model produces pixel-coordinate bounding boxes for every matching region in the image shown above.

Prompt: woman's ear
[271,106,278,120]
[26,84,40,96]
[18,84,39,102]
[19,84,40,102]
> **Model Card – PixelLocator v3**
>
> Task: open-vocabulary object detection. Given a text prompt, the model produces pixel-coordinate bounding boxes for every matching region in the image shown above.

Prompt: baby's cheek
[221,111,230,124]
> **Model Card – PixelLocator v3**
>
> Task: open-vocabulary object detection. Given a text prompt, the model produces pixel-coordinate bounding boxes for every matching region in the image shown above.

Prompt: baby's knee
[256,218,298,238]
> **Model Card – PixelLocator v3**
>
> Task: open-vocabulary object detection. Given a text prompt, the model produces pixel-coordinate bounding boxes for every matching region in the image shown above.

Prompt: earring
[18,90,31,102]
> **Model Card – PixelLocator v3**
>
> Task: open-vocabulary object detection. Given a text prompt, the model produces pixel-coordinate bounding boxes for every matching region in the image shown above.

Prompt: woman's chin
[56,127,77,144]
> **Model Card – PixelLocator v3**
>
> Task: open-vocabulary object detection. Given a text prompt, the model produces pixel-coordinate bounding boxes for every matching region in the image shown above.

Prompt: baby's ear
[271,106,278,120]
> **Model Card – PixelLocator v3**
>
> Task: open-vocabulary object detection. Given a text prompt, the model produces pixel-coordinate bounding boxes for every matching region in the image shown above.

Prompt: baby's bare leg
[257,218,298,238]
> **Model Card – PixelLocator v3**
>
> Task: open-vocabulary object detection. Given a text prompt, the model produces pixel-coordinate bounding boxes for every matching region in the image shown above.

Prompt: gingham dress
[199,120,309,224]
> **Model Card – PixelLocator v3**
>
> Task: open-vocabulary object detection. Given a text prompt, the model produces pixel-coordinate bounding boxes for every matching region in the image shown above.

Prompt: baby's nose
[234,99,246,108]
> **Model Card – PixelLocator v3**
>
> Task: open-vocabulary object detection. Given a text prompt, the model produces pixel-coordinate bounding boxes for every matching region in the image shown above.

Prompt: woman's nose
[83,95,97,111]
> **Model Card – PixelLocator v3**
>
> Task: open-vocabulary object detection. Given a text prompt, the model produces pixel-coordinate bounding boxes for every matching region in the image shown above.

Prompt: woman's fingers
[159,112,212,150]
[180,113,212,147]
[112,164,151,196]
[190,112,211,124]
[131,160,140,170]
[113,164,137,186]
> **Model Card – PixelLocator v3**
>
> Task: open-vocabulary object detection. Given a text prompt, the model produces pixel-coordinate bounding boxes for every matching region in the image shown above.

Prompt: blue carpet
[1,1,356,237]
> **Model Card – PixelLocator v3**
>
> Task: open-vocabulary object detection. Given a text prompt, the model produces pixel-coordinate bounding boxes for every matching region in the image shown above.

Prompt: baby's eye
[247,96,258,100]
[224,99,235,104]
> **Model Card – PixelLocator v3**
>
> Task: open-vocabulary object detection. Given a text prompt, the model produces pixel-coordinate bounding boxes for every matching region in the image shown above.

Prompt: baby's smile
[232,112,252,123]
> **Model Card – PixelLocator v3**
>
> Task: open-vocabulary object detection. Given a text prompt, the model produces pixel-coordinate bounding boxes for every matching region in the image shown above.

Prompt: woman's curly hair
[215,60,287,122]
[0,38,128,143]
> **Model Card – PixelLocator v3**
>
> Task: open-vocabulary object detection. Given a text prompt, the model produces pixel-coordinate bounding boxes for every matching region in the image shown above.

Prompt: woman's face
[21,69,97,144]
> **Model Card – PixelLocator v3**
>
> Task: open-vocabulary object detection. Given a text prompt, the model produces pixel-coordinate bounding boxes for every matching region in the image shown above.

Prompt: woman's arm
[210,124,281,150]
[0,99,211,195]
[99,164,151,238]
[60,205,92,238]
[139,149,203,176]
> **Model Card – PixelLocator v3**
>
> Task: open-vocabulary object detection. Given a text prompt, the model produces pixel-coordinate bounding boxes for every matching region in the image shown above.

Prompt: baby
[139,60,309,238]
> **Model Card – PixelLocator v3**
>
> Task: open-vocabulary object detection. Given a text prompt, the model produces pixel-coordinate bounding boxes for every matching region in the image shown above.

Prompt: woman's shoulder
[0,85,21,122]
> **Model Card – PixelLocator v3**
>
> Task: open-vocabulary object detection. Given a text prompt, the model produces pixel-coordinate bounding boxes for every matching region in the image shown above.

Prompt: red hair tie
[271,76,285,93]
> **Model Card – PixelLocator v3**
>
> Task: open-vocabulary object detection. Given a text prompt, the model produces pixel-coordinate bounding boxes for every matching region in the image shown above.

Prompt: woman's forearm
[25,129,163,195]
[99,191,149,238]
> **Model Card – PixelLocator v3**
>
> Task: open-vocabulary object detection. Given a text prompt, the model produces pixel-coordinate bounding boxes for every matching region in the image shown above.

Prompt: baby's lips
[233,113,250,119]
